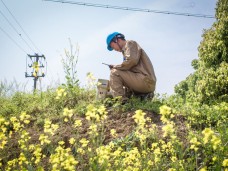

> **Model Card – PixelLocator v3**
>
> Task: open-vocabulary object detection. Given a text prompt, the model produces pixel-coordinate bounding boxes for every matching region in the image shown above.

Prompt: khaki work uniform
[110,40,156,97]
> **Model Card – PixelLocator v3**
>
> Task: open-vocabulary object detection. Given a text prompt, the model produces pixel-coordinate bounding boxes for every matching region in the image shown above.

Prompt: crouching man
[106,32,156,102]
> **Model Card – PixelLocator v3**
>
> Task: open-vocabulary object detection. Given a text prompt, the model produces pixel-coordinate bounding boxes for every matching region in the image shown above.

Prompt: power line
[0,0,42,54]
[0,26,27,53]
[43,0,215,19]
[0,9,35,52]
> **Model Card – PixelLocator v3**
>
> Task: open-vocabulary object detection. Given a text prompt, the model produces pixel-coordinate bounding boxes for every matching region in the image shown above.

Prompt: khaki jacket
[114,40,156,90]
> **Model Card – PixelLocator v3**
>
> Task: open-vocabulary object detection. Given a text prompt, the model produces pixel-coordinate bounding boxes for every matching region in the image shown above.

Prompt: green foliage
[0,79,22,97]
[0,97,17,117]
[102,93,164,114]
[174,72,198,102]
[191,59,199,70]
[195,62,228,103]
[61,38,80,89]
[125,93,164,114]
[177,101,228,129]
[175,0,228,105]
[199,0,228,68]
[1,4,228,169]
[59,39,98,108]
[0,84,227,170]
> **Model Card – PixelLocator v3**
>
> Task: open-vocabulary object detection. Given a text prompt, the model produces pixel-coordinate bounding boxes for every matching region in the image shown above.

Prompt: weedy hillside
[0,0,228,170]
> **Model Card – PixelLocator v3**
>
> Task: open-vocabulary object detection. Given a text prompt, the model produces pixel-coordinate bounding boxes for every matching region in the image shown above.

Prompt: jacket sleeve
[114,41,141,70]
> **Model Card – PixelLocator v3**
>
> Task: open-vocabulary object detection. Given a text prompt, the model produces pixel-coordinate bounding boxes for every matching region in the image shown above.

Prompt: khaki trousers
[110,69,155,97]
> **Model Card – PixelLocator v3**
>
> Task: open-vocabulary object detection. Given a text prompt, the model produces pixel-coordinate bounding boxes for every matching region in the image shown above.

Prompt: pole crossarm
[25,53,46,91]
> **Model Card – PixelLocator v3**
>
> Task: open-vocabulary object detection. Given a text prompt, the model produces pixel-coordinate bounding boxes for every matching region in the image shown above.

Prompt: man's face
[110,41,121,52]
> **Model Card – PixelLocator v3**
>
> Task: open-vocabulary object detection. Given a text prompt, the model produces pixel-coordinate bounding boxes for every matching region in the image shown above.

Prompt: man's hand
[109,65,114,69]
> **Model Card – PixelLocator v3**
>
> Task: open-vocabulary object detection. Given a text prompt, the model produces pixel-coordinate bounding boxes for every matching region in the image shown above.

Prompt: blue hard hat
[106,32,124,51]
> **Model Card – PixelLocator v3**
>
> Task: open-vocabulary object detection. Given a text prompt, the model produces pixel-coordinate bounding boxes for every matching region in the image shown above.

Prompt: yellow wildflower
[10,117,22,132]
[58,141,65,146]
[148,160,153,166]
[211,135,221,150]
[87,72,96,81]
[51,124,59,132]
[74,119,82,128]
[0,117,5,124]
[132,110,146,127]
[1,126,6,133]
[63,108,74,118]
[137,131,147,144]
[190,137,201,151]
[110,129,117,137]
[112,147,122,158]
[162,122,175,137]
[122,147,141,169]
[77,148,85,155]
[4,121,9,126]
[85,111,96,121]
[39,134,51,145]
[171,156,177,162]
[69,138,75,145]
[159,105,175,123]
[29,144,35,150]
[212,156,217,162]
[50,145,78,170]
[33,145,42,164]
[202,128,214,144]
[88,124,98,135]
[160,105,172,115]
[18,130,31,150]
[79,138,89,148]
[0,139,7,149]
[24,120,30,124]
[44,119,58,135]
[56,87,67,99]
[99,106,108,120]
[64,118,69,122]
[20,112,31,122]
[199,166,207,171]
[151,143,158,150]
[223,159,228,167]
[168,168,176,171]
[154,147,161,155]
[18,152,28,165]
[96,145,111,165]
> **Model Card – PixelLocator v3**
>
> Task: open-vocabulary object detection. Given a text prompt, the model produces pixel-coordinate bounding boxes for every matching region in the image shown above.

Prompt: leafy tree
[175,0,228,104]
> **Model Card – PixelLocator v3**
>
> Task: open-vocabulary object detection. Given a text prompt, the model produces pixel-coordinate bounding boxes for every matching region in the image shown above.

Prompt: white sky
[0,0,216,95]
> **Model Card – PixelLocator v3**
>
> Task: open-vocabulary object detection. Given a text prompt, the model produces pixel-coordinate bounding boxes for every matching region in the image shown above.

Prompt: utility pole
[25,53,46,92]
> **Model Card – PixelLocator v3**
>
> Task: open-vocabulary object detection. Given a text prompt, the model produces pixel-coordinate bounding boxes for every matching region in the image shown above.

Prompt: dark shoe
[121,97,129,105]
[124,87,134,98]
[134,92,154,101]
